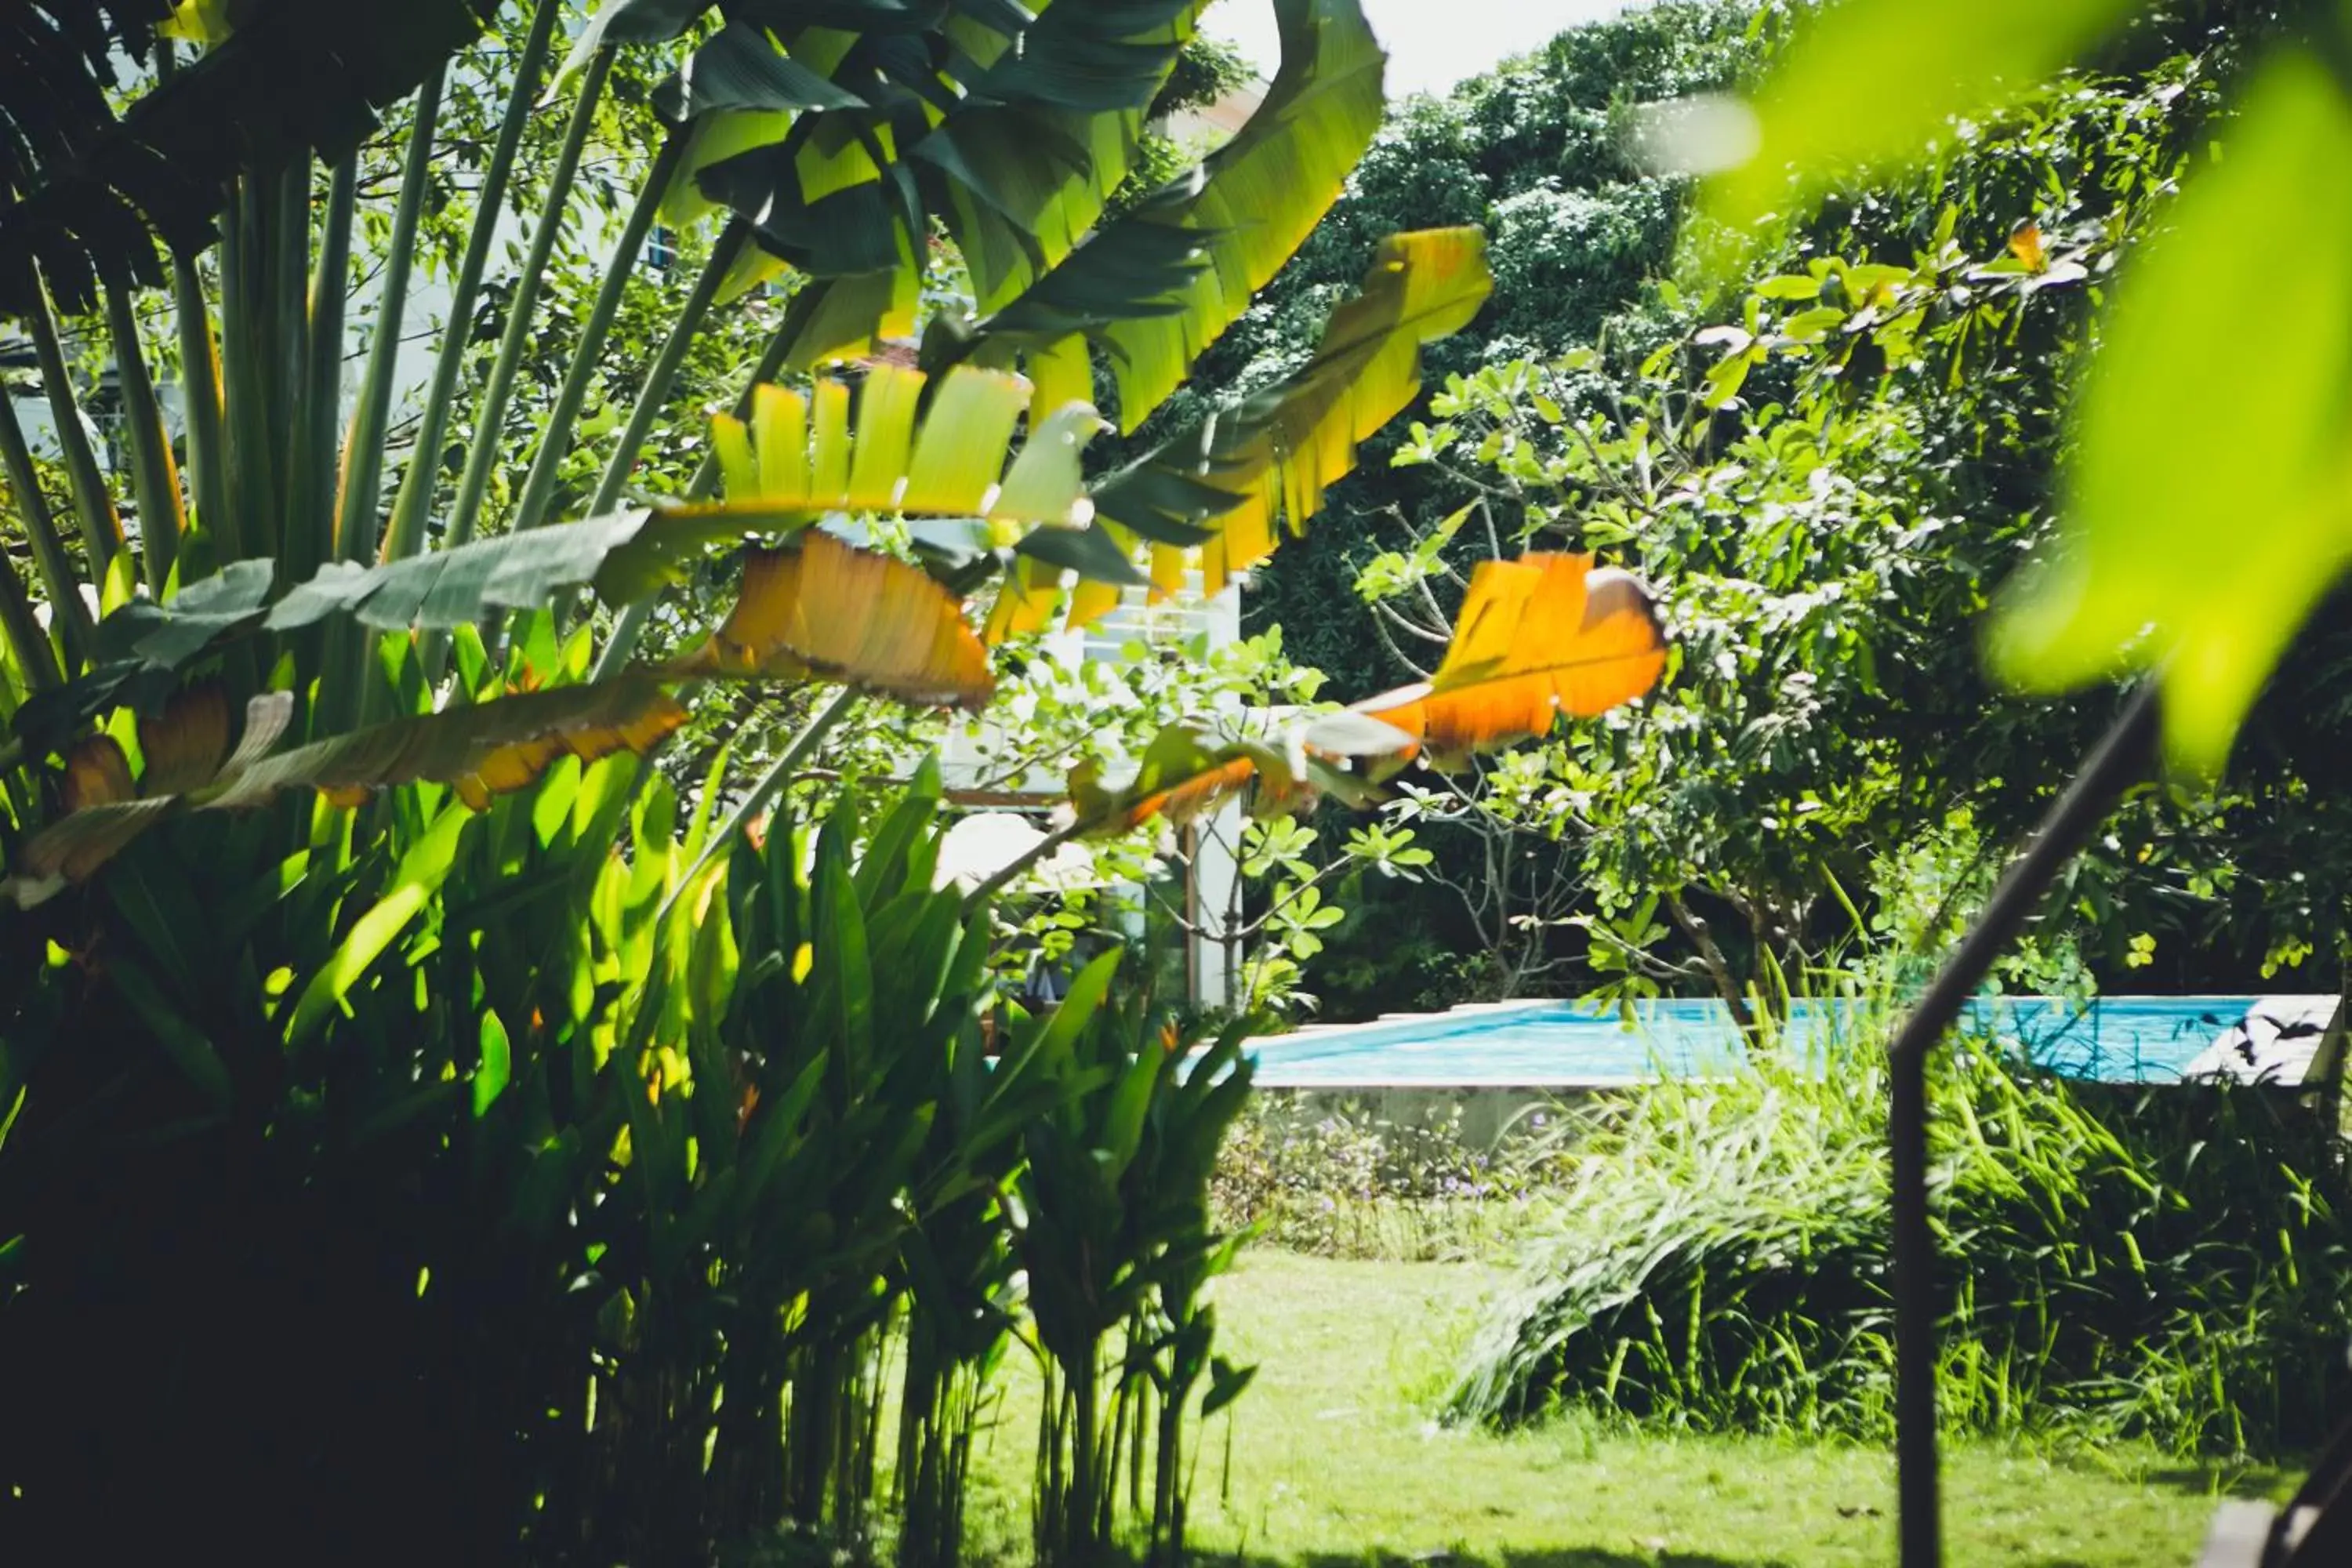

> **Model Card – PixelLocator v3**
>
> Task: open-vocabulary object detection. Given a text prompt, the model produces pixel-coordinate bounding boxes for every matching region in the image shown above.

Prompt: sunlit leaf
[720,366,1097,528]
[673,531,995,710]
[1094,227,1492,599]
[5,681,688,898]
[959,0,1387,434]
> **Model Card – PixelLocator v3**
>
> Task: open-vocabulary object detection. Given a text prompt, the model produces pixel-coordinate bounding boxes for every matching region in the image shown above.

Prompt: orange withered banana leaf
[1348,554,1665,765]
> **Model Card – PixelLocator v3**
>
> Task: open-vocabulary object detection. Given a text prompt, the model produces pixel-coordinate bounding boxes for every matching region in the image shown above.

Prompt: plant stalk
[381,0,563,565]
[103,280,186,595]
[26,281,124,579]
[508,129,689,536]
[441,44,616,557]
[333,65,447,565]
[319,68,445,736]
[172,251,230,557]
[0,542,61,691]
[591,278,824,679]
[660,686,859,921]
[0,393,94,662]
[292,155,358,590]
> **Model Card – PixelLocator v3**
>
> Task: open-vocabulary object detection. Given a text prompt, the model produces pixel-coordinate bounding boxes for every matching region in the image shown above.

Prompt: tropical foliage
[0,0,1558,1557]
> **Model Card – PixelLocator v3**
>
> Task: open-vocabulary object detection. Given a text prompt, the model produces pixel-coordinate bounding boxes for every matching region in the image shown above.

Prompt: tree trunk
[1668,894,1756,1040]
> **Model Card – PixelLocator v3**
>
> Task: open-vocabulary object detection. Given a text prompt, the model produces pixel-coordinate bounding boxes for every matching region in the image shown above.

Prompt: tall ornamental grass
[1453,1006,2352,1455]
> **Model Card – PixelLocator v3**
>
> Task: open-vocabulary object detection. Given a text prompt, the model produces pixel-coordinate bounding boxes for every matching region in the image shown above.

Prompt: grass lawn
[956,1252,2290,1567]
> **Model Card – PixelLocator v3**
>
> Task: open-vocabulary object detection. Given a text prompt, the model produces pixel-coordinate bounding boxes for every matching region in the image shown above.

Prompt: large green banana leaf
[957,0,1388,433]
[1092,225,1494,602]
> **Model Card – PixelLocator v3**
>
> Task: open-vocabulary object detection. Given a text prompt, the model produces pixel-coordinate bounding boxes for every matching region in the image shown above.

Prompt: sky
[1203,1,1631,100]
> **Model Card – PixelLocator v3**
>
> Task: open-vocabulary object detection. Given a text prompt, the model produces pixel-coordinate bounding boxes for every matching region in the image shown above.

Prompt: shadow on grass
[2132,1458,2303,1502]
[1213,1555,2134,1568]
[1207,1552,1798,1568]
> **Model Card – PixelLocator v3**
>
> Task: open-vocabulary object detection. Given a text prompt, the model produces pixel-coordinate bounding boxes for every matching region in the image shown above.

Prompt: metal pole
[1885,684,2160,1568]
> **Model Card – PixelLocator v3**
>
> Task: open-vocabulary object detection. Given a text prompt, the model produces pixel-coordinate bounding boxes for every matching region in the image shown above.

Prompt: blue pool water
[1247,995,2288,1088]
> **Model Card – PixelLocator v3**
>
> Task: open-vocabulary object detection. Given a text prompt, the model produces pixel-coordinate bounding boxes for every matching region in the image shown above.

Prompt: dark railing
[1886,685,2160,1568]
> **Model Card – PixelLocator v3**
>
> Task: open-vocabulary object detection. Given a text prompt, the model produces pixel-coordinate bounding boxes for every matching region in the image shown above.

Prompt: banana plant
[1011,979,1255,1566]
[0,0,1443,753]
[6,212,1489,902]
[0,1,1483,1558]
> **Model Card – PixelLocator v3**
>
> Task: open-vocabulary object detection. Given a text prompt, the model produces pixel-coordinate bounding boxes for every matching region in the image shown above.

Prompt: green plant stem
[509,129,689,536]
[26,282,123,579]
[0,393,93,662]
[273,158,310,500]
[0,542,61,691]
[587,219,751,525]
[318,68,444,737]
[381,0,563,566]
[172,252,229,557]
[499,202,735,673]
[216,177,269,572]
[292,155,358,590]
[103,280,185,595]
[592,282,824,679]
[333,66,447,566]
[963,816,1087,912]
[660,686,859,922]
[441,45,615,557]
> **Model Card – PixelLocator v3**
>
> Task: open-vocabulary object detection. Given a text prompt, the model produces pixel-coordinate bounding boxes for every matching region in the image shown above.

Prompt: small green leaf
[474,1010,513,1118]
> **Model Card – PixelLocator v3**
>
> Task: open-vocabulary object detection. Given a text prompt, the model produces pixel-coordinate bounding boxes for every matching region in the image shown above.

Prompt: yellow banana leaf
[708,365,1095,528]
[5,677,688,901]
[674,530,995,710]
[1092,227,1493,609]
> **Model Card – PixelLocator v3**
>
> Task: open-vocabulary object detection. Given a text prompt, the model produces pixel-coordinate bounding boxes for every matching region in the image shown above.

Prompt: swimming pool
[1247,995,2313,1088]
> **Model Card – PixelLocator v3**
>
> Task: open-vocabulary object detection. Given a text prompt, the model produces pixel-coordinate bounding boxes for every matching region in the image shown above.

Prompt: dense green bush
[0,754,1253,1565]
[1452,1030,2352,1454]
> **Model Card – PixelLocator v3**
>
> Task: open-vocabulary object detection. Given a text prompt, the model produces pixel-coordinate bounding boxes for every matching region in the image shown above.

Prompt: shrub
[1451,1029,2352,1455]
